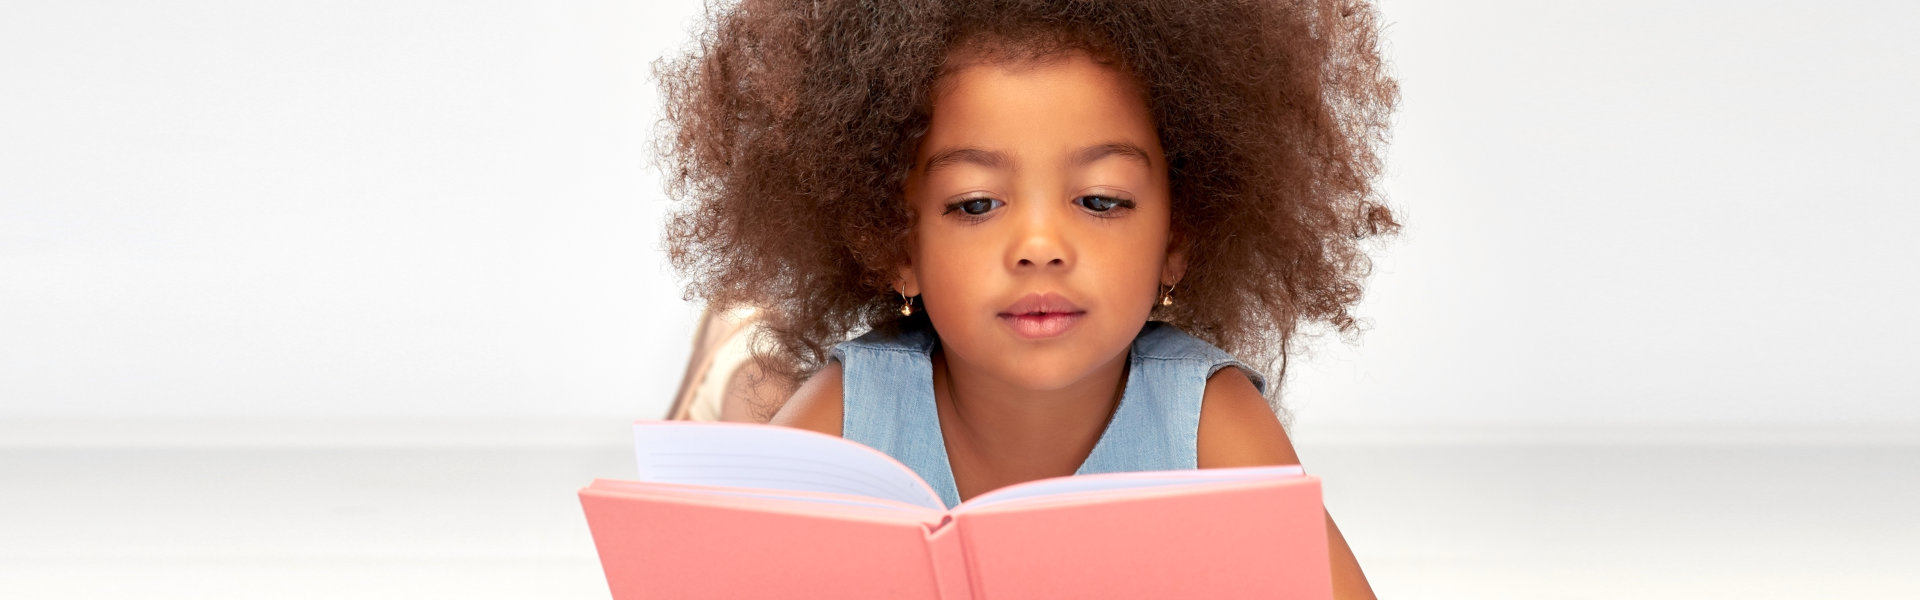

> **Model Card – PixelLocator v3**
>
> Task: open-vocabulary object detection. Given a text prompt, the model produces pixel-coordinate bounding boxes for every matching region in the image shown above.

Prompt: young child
[658,1,1397,596]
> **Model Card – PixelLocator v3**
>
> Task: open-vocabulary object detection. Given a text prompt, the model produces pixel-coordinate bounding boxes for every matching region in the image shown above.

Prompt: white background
[4,3,1916,599]
[4,0,1916,431]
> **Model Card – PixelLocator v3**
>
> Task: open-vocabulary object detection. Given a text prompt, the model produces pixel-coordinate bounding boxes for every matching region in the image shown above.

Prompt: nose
[1008,201,1073,271]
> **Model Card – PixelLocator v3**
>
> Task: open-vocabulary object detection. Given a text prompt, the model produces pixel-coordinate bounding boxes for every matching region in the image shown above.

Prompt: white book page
[956,465,1307,511]
[632,421,946,511]
[666,486,932,513]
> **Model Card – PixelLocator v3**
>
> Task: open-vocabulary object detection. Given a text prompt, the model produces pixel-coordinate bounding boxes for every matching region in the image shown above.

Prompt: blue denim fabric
[830,319,1266,509]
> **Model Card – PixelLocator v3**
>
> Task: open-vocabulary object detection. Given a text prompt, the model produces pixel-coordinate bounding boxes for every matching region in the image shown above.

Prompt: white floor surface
[3,435,1916,599]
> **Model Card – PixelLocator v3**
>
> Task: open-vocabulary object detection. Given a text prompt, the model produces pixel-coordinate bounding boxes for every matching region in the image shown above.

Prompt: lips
[997,292,1086,339]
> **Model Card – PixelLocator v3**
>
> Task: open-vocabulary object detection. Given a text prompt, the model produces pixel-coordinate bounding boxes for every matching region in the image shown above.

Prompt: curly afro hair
[658,0,1400,418]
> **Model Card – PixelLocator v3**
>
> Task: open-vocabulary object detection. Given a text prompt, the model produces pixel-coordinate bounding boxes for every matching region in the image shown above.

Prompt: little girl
[658,0,1397,596]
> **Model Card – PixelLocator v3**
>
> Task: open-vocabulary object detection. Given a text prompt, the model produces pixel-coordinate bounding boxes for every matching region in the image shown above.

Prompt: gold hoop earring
[900,293,913,316]
[1160,282,1177,307]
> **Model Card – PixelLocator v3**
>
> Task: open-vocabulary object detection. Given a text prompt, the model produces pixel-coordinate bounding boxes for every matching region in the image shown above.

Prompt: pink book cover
[579,421,1330,599]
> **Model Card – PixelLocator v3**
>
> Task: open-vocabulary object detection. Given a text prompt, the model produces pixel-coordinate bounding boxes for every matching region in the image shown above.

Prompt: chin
[931,314,1135,391]
[987,339,1130,392]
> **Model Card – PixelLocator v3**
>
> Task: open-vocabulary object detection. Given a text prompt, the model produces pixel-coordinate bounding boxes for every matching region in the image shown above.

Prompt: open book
[579,420,1330,599]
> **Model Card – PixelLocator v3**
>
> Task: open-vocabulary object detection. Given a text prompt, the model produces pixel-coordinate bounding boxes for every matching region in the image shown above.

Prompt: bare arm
[766,361,844,437]
[1197,368,1376,600]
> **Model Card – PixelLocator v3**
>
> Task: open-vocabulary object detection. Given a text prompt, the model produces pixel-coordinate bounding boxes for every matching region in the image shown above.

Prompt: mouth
[997,292,1086,339]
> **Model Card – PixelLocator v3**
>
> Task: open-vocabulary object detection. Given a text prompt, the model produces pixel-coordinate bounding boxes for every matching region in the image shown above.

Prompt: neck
[930,344,1130,472]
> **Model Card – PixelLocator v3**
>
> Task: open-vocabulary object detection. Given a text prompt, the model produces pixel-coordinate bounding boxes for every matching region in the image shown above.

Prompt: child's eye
[1075,195,1135,214]
[942,197,1003,218]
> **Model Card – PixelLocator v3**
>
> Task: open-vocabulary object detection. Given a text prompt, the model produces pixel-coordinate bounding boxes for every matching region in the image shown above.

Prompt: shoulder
[1133,322,1269,393]
[772,319,930,437]
[1196,366,1301,468]
[833,318,938,357]
[1132,322,1229,361]
[767,361,844,438]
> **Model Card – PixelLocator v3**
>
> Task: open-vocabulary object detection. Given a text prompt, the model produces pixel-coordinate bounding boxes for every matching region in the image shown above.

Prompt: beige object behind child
[663,306,795,422]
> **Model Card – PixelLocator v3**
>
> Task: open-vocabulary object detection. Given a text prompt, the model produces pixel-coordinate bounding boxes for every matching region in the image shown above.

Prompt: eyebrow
[1070,142,1153,169]
[921,147,1008,174]
[919,141,1154,174]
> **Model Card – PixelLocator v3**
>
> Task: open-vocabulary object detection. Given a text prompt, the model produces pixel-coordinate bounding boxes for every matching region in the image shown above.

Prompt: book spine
[922,515,974,600]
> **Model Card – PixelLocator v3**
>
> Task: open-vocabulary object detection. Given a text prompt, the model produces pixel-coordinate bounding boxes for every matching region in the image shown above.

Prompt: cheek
[909,227,990,298]
[1089,234,1169,301]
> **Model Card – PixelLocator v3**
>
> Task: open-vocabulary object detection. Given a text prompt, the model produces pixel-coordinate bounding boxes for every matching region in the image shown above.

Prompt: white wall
[3,1,1915,426]
[0,1,709,418]
[1287,0,1920,427]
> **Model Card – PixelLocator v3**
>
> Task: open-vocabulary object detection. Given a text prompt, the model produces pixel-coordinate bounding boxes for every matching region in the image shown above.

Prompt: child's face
[899,50,1182,392]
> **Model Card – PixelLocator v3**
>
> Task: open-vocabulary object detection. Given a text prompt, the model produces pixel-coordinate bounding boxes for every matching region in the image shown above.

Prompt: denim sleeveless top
[830,319,1266,509]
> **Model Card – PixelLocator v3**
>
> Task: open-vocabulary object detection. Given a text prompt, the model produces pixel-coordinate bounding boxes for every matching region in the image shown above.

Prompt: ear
[1160,230,1189,287]
[895,236,922,297]
[895,198,923,297]
[895,264,921,297]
